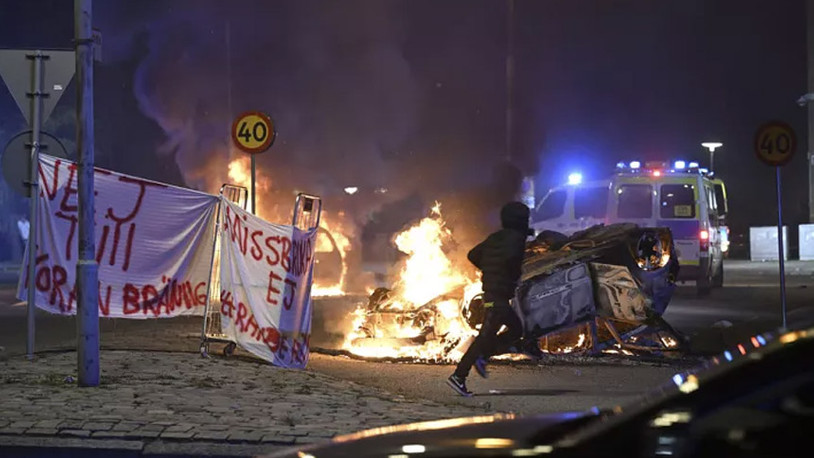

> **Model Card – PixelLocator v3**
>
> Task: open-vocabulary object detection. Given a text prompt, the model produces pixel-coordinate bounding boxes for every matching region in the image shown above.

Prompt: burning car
[343,209,684,360]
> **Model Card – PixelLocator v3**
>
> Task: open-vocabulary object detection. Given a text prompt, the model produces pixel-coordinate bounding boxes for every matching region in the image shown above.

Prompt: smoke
[100,1,534,282]
[116,2,419,199]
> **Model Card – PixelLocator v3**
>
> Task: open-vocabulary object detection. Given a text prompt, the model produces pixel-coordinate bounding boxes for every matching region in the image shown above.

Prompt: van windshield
[660,184,696,219]
[617,184,652,218]
[535,189,567,220]
[574,186,607,219]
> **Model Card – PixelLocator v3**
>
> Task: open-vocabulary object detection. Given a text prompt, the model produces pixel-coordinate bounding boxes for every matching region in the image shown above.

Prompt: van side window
[535,190,567,220]
[706,187,717,220]
[660,184,696,219]
[714,183,727,216]
[617,184,653,218]
[574,187,608,219]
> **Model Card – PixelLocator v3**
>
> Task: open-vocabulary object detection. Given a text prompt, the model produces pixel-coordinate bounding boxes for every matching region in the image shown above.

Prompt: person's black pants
[454,301,522,378]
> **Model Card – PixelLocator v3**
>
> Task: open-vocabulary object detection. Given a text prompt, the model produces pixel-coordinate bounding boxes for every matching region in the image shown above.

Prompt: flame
[602,344,635,356]
[223,157,355,297]
[541,332,589,354]
[660,335,679,348]
[227,156,272,194]
[225,156,275,219]
[392,202,467,306]
[537,322,592,355]
[343,202,479,361]
[312,214,352,297]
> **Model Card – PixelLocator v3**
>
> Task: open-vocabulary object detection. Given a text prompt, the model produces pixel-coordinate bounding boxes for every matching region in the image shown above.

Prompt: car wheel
[697,273,712,296]
[712,263,724,288]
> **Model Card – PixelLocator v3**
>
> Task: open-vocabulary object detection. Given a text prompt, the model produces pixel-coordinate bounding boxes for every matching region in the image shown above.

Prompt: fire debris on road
[341,220,686,362]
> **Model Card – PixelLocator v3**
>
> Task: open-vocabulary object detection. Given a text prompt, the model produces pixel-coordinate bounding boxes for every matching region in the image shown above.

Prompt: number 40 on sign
[755,121,796,167]
[231,111,276,154]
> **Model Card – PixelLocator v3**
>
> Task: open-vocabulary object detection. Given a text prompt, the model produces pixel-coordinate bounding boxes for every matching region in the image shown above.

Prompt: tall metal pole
[710,150,714,174]
[75,0,99,386]
[251,156,256,214]
[776,166,788,329]
[808,0,814,222]
[25,50,46,360]
[505,0,515,162]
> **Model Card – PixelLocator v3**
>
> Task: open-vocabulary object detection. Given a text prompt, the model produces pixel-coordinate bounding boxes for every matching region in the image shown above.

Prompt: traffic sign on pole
[231,111,275,154]
[754,121,796,329]
[755,121,796,166]
[2,130,70,197]
[0,49,76,126]
[231,112,276,215]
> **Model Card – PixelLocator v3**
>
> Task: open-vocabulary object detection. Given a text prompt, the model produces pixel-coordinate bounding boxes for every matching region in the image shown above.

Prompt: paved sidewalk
[0,350,488,456]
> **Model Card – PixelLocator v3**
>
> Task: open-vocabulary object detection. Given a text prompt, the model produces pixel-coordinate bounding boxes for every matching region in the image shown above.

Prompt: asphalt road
[1,260,812,417]
[664,260,814,335]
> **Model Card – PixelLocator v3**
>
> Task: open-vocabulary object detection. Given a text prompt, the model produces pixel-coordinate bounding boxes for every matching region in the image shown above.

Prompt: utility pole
[75,0,99,387]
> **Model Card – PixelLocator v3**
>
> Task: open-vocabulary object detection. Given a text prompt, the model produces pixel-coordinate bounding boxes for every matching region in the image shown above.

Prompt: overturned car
[346,223,684,360]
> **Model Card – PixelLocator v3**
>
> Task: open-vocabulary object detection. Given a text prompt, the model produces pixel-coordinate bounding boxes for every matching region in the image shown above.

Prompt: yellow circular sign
[754,121,796,167]
[231,111,275,154]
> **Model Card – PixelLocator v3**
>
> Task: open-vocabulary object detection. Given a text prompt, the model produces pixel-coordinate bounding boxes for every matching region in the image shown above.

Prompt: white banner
[218,198,316,369]
[17,155,219,318]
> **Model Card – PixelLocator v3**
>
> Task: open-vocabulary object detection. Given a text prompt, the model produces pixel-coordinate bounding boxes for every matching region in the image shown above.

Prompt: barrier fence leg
[200,199,223,358]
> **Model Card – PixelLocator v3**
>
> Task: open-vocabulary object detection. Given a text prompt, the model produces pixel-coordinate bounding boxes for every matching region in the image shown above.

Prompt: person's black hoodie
[467,202,529,303]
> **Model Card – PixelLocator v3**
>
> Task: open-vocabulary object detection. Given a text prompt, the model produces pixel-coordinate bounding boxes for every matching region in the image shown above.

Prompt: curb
[0,435,291,457]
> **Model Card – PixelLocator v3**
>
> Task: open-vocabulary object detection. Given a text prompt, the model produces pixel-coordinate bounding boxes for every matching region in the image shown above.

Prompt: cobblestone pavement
[0,350,488,455]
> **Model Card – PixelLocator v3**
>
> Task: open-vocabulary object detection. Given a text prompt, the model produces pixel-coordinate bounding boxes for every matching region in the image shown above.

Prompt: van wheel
[697,274,712,296]
[712,263,724,288]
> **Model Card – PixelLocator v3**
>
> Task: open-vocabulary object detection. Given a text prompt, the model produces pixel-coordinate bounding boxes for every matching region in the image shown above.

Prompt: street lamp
[701,142,723,173]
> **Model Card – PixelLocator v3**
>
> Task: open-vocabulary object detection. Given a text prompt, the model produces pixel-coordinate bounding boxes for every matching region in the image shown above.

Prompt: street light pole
[702,142,723,173]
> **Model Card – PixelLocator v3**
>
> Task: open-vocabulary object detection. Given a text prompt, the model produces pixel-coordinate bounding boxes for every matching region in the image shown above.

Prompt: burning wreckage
[344,221,684,361]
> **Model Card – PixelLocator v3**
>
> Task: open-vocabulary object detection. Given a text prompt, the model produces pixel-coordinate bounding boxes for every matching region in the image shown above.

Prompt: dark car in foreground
[267,325,814,457]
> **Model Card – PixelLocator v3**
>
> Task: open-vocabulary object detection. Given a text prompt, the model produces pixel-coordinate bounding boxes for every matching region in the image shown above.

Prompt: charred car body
[349,223,683,359]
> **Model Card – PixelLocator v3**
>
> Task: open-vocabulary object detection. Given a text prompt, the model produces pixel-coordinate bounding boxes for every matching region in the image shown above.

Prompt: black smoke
[97,0,535,262]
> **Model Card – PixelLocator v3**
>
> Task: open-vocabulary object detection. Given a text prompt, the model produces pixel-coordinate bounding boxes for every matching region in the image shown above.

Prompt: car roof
[553,325,814,451]
[543,179,611,195]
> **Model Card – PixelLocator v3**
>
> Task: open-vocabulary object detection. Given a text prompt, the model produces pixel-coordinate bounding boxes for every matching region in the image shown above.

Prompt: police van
[531,161,728,295]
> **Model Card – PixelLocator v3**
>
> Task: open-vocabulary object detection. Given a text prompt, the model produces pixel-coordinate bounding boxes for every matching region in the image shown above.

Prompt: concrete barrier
[749,226,788,261]
[800,224,814,261]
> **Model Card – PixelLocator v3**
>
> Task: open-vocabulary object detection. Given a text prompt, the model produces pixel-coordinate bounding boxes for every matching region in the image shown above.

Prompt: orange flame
[312,214,352,297]
[343,202,480,361]
[226,156,274,219]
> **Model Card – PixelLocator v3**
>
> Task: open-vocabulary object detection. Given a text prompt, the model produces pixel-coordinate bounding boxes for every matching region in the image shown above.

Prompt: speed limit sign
[754,121,796,167]
[232,111,276,154]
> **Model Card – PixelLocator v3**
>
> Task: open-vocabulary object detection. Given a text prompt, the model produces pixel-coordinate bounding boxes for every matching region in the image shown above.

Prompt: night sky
[0,0,809,261]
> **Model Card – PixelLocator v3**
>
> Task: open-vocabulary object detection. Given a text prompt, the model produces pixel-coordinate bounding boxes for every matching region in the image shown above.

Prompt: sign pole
[231,111,275,213]
[75,0,100,387]
[775,166,788,329]
[755,121,796,330]
[25,51,46,360]
[251,155,256,214]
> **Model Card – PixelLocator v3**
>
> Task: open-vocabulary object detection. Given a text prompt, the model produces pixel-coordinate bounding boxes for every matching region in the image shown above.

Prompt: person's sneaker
[446,374,473,397]
[474,357,489,379]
